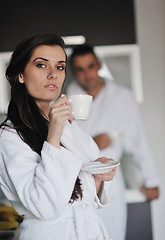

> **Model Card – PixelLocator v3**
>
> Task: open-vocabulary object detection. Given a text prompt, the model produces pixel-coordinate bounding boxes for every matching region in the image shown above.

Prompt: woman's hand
[94,157,117,195]
[47,95,73,148]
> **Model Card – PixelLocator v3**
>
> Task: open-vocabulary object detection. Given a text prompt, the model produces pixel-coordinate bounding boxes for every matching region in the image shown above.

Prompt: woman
[0,33,116,240]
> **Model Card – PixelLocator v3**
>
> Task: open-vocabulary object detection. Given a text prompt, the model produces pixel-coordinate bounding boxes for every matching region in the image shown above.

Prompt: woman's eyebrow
[33,58,66,63]
[33,57,48,62]
[58,61,66,64]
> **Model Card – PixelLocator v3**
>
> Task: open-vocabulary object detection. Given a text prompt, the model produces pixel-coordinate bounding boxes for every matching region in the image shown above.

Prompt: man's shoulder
[105,81,133,99]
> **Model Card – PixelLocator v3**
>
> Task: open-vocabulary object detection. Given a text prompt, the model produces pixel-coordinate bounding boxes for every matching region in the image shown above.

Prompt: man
[66,45,159,240]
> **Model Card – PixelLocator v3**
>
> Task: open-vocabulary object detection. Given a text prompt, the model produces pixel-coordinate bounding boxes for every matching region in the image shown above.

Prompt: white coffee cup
[68,94,93,120]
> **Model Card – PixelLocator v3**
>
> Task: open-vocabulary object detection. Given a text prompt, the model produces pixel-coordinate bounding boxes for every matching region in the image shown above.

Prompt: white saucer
[81,161,120,174]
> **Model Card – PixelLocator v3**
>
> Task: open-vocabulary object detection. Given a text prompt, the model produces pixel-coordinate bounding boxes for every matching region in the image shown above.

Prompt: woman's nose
[47,69,57,80]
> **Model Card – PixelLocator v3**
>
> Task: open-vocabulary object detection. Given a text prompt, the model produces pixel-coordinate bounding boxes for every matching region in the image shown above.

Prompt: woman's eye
[36,63,46,68]
[57,66,65,71]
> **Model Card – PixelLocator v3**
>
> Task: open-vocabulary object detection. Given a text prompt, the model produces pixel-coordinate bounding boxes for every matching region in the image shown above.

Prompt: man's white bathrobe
[67,79,160,240]
[0,120,111,240]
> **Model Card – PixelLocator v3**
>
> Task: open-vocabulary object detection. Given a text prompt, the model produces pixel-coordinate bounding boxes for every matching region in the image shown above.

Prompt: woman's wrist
[46,137,61,149]
[95,177,103,196]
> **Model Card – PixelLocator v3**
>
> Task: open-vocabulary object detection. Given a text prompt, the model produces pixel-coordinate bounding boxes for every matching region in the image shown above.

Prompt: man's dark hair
[70,44,98,69]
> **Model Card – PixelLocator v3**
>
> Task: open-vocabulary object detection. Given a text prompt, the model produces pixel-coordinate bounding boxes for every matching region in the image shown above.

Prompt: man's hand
[141,186,159,201]
[93,133,111,150]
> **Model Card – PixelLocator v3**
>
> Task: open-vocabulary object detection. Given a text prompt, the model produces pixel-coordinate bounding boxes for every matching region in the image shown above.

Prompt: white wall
[134,0,165,239]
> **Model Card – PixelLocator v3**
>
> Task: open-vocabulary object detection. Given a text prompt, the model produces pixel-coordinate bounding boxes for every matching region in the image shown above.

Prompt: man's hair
[70,44,98,69]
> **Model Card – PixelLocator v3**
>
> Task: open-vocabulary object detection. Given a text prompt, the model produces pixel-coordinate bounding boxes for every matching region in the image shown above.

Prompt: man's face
[72,53,101,92]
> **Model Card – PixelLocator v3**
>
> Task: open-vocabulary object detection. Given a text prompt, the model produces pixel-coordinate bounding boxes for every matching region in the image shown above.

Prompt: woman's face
[19,45,66,107]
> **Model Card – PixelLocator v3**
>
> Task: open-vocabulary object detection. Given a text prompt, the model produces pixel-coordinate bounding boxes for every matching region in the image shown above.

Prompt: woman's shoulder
[0,120,20,143]
[0,120,34,156]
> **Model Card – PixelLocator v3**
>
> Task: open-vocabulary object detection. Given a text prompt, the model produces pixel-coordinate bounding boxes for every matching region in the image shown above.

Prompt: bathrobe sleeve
[67,122,110,207]
[94,182,110,208]
[61,121,109,207]
[121,89,160,187]
[0,129,82,220]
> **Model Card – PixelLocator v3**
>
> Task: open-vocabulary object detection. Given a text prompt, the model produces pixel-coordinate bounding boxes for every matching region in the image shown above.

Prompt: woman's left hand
[94,157,117,182]
[94,157,117,195]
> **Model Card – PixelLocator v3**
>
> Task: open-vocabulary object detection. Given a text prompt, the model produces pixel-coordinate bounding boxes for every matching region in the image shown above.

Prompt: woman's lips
[44,84,57,90]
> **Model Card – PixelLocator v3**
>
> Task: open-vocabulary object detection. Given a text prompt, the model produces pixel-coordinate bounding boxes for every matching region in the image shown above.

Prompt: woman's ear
[18,73,24,83]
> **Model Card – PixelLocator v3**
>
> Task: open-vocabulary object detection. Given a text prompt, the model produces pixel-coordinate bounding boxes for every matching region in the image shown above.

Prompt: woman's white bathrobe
[0,120,111,240]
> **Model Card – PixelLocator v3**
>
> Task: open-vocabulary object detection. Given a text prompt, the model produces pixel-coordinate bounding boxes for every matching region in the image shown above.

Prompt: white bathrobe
[66,79,160,240]
[0,120,111,240]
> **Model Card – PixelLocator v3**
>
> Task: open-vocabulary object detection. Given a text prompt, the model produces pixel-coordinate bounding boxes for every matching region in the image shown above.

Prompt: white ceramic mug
[68,94,93,120]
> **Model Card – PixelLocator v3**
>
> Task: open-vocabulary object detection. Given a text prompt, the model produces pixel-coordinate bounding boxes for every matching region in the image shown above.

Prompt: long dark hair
[0,33,82,202]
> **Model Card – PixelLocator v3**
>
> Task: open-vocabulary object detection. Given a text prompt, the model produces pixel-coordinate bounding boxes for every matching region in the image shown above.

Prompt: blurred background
[0,0,165,239]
